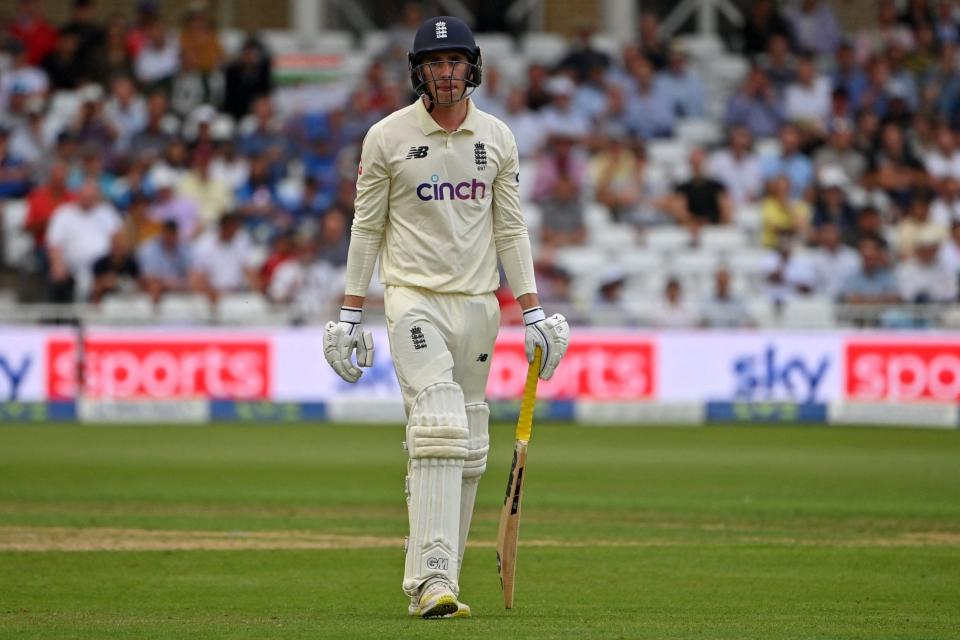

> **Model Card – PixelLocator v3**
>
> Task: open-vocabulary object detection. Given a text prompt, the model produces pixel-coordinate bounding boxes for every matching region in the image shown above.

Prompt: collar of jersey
[415,97,478,135]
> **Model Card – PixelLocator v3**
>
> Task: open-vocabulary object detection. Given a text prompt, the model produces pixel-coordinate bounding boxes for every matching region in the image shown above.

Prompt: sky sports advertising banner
[1,327,959,409]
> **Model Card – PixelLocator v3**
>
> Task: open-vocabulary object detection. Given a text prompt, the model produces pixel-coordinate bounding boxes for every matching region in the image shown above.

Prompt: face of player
[419,50,471,105]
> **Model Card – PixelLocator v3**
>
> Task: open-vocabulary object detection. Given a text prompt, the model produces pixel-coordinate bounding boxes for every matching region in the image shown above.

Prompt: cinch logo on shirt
[416,174,487,201]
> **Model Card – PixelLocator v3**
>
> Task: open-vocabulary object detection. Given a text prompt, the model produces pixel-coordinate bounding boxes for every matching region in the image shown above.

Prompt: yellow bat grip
[515,346,541,441]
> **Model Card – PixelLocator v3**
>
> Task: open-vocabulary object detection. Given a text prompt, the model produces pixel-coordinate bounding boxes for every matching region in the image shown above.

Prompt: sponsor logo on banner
[846,340,960,401]
[732,345,830,403]
[47,336,271,400]
[0,352,33,401]
[487,334,655,400]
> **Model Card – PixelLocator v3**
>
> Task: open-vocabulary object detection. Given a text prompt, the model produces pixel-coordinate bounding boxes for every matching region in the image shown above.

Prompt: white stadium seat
[159,294,212,323]
[675,118,722,146]
[2,199,31,267]
[520,32,567,65]
[670,251,719,277]
[476,33,516,61]
[218,293,272,323]
[361,30,390,56]
[699,227,749,254]
[616,250,660,277]
[648,140,689,168]
[734,203,763,233]
[644,226,693,253]
[99,295,155,322]
[782,296,837,328]
[590,224,637,251]
[555,247,607,277]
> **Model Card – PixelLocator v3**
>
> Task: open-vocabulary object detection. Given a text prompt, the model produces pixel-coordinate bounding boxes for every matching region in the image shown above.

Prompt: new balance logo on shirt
[405,146,429,159]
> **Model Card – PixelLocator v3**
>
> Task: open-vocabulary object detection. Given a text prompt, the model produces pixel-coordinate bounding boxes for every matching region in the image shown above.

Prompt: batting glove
[324,306,374,383]
[523,307,570,380]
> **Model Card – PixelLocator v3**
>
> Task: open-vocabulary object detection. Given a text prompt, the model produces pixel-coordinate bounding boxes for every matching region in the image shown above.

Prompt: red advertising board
[47,336,272,400]
[846,341,960,401]
[488,334,656,401]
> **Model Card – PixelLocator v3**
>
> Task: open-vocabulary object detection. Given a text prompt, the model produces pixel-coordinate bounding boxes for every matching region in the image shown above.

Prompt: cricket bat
[496,346,541,609]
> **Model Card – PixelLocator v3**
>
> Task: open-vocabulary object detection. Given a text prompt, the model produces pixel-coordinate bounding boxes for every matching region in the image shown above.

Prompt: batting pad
[403,382,469,597]
[457,402,490,575]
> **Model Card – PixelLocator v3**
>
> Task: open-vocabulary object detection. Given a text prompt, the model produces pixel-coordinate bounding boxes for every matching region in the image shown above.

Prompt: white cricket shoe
[408,579,469,619]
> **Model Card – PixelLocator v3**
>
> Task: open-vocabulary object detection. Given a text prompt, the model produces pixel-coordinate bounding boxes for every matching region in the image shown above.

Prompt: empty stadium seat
[733,203,763,233]
[782,296,837,328]
[2,200,31,267]
[616,250,660,277]
[520,32,567,65]
[675,118,722,146]
[99,294,155,322]
[591,224,637,251]
[676,34,725,61]
[555,247,607,276]
[159,294,212,323]
[476,33,516,61]
[218,293,273,323]
[699,226,749,253]
[648,140,690,168]
[643,226,693,253]
[361,30,390,56]
[671,251,719,277]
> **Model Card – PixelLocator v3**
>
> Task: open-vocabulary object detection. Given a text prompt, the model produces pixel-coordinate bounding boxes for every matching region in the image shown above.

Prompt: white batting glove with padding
[324,306,374,383]
[523,307,570,380]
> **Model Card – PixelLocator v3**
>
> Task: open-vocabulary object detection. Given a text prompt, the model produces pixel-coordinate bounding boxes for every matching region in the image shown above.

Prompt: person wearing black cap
[322,15,569,619]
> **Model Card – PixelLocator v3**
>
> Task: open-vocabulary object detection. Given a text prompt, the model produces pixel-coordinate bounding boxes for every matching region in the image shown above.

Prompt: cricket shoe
[408,579,467,619]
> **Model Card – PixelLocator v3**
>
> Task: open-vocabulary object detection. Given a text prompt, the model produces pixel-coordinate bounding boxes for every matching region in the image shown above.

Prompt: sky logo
[416,174,487,201]
[731,345,830,403]
[0,353,32,401]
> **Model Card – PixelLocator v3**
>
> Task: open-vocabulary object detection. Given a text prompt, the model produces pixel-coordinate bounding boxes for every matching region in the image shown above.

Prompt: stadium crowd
[2,0,960,327]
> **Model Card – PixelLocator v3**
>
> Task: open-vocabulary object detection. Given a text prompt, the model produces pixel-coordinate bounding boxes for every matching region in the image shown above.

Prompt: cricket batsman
[323,16,570,619]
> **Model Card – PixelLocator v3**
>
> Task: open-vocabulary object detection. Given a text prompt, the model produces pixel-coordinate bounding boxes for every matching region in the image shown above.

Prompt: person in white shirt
[810,222,861,299]
[134,21,180,87]
[267,233,344,320]
[651,278,701,328]
[189,212,258,301]
[937,220,960,280]
[708,125,763,206]
[930,177,960,227]
[46,179,122,302]
[923,124,960,185]
[897,229,958,303]
[322,16,569,619]
[103,75,148,154]
[784,52,832,136]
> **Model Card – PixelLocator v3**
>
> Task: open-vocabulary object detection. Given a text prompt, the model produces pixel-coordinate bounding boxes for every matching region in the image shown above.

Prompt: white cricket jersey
[345,98,536,297]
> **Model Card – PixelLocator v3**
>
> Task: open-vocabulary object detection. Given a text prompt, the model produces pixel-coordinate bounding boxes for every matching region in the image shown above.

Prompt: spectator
[923,42,960,124]
[268,232,344,319]
[785,0,841,57]
[557,22,610,84]
[741,0,792,58]
[832,42,869,108]
[539,76,590,141]
[708,125,763,206]
[760,174,811,248]
[7,0,58,66]
[900,0,936,30]
[170,48,217,118]
[178,2,223,74]
[317,207,351,267]
[0,125,31,198]
[701,267,753,328]
[259,229,295,292]
[69,84,116,158]
[41,29,84,90]
[813,117,867,186]
[638,11,669,69]
[283,175,330,223]
[0,39,49,114]
[855,0,914,64]
[129,89,175,158]
[523,63,552,112]
[762,34,796,95]
[937,219,960,281]
[498,88,544,160]
[178,151,232,228]
[91,232,141,303]
[46,179,122,302]
[625,55,675,139]
[103,75,148,154]
[761,232,818,303]
[89,14,134,83]
[60,0,106,81]
[839,235,901,305]
[123,191,162,247]
[8,98,47,166]
[762,125,814,200]
[810,222,861,299]
[534,262,573,307]
[596,83,635,142]
[933,0,960,46]
[784,52,832,137]
[134,17,179,90]
[533,132,588,246]
[138,219,191,303]
[593,267,631,326]
[23,159,73,252]
[812,167,858,243]
[148,166,200,240]
[930,176,960,226]
[234,153,284,238]
[656,41,706,118]
[675,147,732,229]
[897,228,958,302]
[189,212,259,301]
[869,122,926,213]
[209,139,249,192]
[651,278,700,328]
[898,191,947,258]
[725,66,784,139]
[923,124,960,184]
[223,36,272,120]
[238,95,286,159]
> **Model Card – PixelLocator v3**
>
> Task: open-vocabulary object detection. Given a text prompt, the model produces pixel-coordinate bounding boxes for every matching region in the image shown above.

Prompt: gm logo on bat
[416,174,488,201]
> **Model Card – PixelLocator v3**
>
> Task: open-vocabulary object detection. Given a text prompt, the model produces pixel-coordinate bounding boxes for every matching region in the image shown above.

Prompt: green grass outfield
[1,423,959,639]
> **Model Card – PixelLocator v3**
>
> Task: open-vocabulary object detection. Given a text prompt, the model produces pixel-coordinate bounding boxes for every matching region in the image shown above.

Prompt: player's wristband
[522,306,546,326]
[340,306,363,324]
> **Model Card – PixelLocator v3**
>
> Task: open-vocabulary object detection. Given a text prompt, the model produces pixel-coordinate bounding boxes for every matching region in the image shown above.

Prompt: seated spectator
[498,88,544,159]
[189,212,259,302]
[701,267,753,328]
[832,42,869,108]
[937,220,960,282]
[238,95,287,159]
[91,233,142,303]
[92,14,134,83]
[0,125,31,198]
[810,222,861,299]
[8,98,48,166]
[234,153,286,240]
[138,220,191,303]
[223,36,272,120]
[209,139,250,192]
[593,267,631,326]
[103,75,148,155]
[268,232,345,320]
[650,278,700,328]
[7,0,58,66]
[148,166,201,240]
[811,167,858,243]
[708,125,763,206]
[761,232,819,303]
[178,2,224,74]
[638,11,669,69]
[741,0,792,58]
[656,41,705,118]
[813,118,867,186]
[123,192,163,248]
[762,34,796,94]
[594,137,676,227]
[283,175,331,223]
[784,51,832,137]
[23,160,73,253]
[46,180,122,302]
[40,29,84,90]
[784,0,841,57]
[557,22,610,84]
[532,132,588,246]
[760,175,811,248]
[855,0,914,64]
[625,55,675,139]
[897,229,958,302]
[930,177,960,227]
[761,125,814,200]
[178,151,233,228]
[675,148,731,229]
[259,229,295,293]
[897,191,947,258]
[134,18,179,91]
[317,208,350,267]
[523,63,552,112]
[839,235,901,305]
[130,90,175,158]
[923,124,960,185]
[725,66,784,139]
[539,76,590,141]
[0,39,49,113]
[534,262,572,306]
